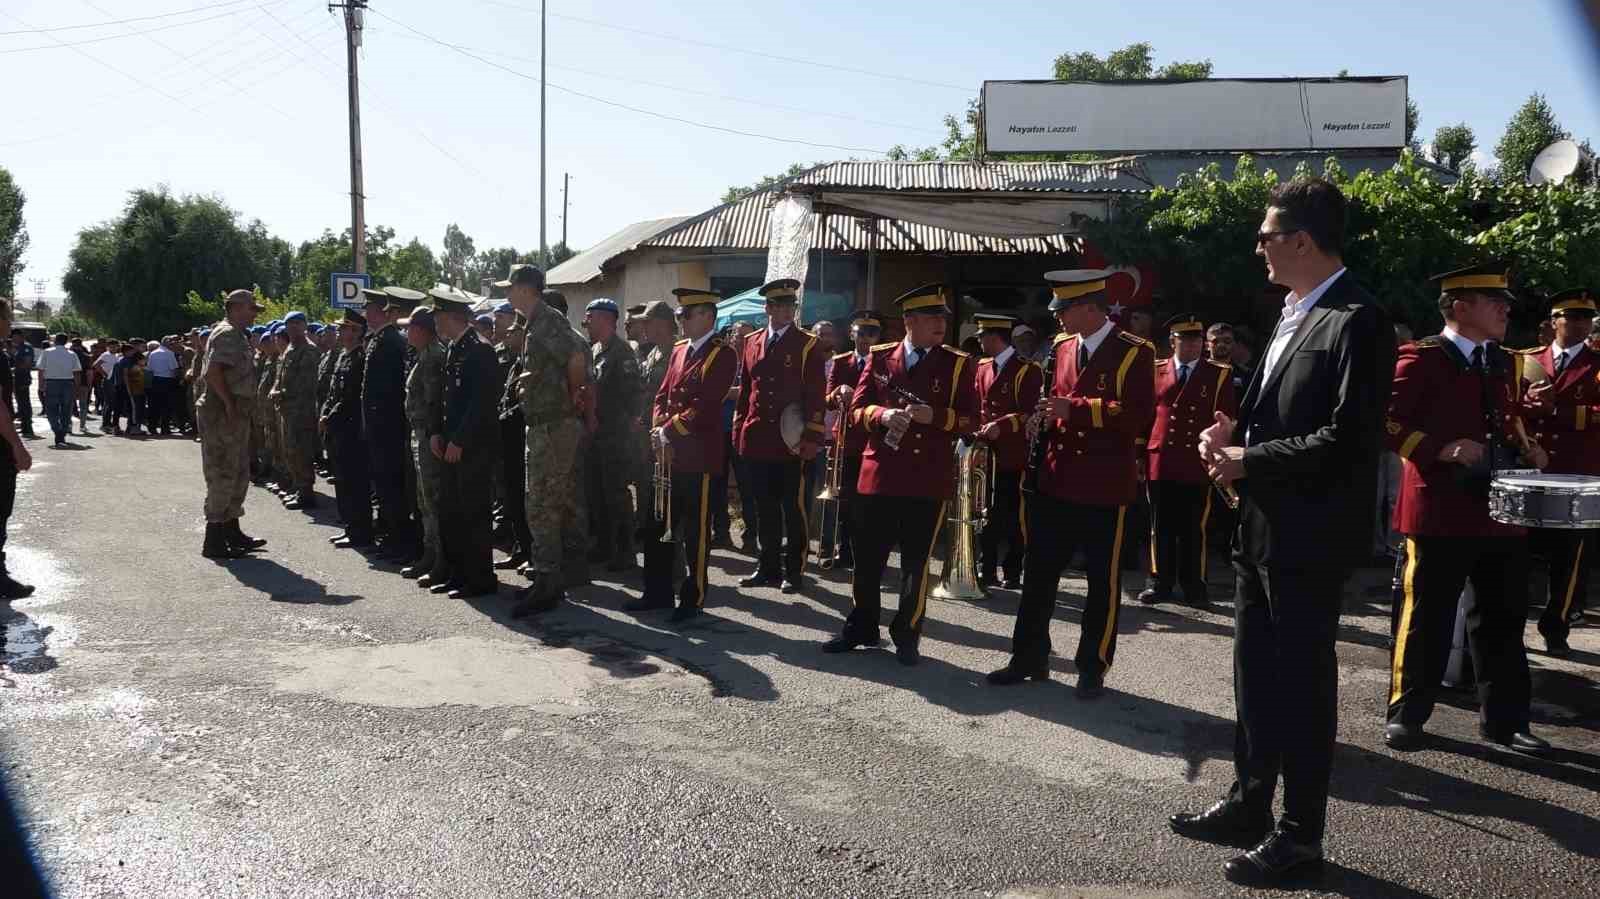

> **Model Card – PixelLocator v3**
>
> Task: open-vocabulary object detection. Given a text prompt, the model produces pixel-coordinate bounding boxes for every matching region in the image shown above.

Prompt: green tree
[382,238,441,291]
[545,241,576,268]
[1430,123,1477,172]
[467,246,526,288]
[1494,94,1568,183]
[721,162,817,204]
[441,223,475,286]
[0,167,30,298]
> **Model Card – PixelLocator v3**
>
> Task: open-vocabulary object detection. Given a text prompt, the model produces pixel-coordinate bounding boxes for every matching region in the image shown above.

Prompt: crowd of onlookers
[5,331,198,446]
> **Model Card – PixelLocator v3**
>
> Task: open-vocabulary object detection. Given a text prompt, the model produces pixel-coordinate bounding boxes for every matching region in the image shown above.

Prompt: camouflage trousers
[525,417,581,575]
[279,409,318,492]
[199,401,252,523]
[411,425,443,559]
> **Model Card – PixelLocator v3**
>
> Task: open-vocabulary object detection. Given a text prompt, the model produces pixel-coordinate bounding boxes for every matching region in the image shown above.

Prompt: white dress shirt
[1550,339,1584,373]
[1442,326,1486,363]
[1080,318,1115,358]
[991,346,1016,371]
[1261,268,1346,384]
[901,335,926,371]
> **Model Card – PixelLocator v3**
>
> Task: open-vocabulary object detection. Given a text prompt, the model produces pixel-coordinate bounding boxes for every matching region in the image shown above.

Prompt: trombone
[816,388,850,564]
[652,430,674,543]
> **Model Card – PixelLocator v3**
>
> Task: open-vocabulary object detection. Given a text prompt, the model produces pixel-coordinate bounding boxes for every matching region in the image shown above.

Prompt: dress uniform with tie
[428,288,503,599]
[820,310,882,570]
[641,288,738,620]
[990,270,1155,697]
[1384,264,1548,754]
[822,284,978,665]
[1139,315,1237,607]
[1517,287,1600,657]
[973,313,1043,590]
[732,278,827,592]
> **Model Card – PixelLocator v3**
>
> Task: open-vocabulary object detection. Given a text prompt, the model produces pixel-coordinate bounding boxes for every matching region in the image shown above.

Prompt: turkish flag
[1080,243,1156,324]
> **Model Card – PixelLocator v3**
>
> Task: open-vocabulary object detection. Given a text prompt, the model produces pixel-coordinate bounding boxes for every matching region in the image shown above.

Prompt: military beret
[474,313,493,326]
[494,301,514,316]
[586,298,620,316]
[284,310,307,324]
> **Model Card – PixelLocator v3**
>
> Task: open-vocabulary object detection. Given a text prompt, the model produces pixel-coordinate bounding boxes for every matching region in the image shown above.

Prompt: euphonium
[933,436,994,600]
[653,431,674,543]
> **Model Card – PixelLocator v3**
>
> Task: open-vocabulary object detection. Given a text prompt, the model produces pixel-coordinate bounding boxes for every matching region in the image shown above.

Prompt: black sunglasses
[1255,229,1300,247]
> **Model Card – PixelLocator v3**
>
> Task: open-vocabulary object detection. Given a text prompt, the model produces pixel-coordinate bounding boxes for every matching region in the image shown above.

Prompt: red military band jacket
[848,341,979,499]
[1386,337,1527,538]
[733,325,827,461]
[1518,343,1600,476]
[653,335,737,475]
[1036,327,1156,507]
[827,350,869,456]
[975,350,1044,473]
[1146,357,1238,484]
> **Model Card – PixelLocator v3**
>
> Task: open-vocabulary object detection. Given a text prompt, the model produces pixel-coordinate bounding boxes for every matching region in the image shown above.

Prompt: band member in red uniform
[972,313,1042,591]
[639,288,738,621]
[989,270,1155,697]
[1384,263,1550,753]
[733,278,827,594]
[822,284,978,665]
[1518,287,1599,658]
[1139,314,1237,607]
[820,310,881,570]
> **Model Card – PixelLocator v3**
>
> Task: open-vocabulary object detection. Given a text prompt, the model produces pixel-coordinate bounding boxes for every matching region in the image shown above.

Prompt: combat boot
[202,523,246,560]
[226,520,267,552]
[0,552,35,600]
[510,573,562,619]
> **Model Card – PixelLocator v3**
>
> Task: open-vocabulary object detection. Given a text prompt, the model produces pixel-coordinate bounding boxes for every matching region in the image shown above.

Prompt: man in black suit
[1171,178,1396,888]
[361,287,419,562]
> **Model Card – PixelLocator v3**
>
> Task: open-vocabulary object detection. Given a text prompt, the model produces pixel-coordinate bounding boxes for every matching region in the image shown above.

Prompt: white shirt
[688,329,714,356]
[1173,358,1195,384]
[95,351,117,378]
[901,336,933,371]
[39,345,82,380]
[145,345,180,378]
[991,346,1016,371]
[1080,318,1115,359]
[1550,339,1584,372]
[765,323,790,345]
[1442,326,1487,363]
[1261,268,1346,384]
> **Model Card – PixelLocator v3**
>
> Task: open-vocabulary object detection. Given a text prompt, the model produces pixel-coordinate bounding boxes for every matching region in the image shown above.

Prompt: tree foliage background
[0,167,28,299]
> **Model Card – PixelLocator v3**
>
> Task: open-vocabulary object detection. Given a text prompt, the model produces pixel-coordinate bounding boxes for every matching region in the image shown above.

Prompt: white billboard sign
[982,77,1408,154]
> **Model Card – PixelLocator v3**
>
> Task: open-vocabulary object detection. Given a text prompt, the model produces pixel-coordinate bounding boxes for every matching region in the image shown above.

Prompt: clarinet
[1021,347,1057,495]
[872,373,927,450]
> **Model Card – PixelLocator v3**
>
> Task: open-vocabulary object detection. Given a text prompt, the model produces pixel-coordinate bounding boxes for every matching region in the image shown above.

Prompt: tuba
[933,436,994,600]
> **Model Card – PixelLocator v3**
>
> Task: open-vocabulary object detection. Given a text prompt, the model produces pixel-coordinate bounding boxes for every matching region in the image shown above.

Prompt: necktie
[1556,351,1569,375]
[906,347,921,371]
[1176,363,1190,387]
[1470,346,1484,372]
[1077,341,1089,370]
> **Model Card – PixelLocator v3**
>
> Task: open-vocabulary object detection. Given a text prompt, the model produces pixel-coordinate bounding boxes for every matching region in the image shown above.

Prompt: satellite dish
[1528,139,1582,185]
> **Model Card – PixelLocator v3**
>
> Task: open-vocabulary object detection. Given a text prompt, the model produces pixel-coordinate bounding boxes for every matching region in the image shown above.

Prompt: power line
[0,0,255,36]
[367,8,893,156]
[364,25,945,137]
[477,0,974,94]
[0,1,280,55]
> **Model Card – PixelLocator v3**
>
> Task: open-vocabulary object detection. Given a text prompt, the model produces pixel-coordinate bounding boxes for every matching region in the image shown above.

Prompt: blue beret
[199,328,211,337]
[307,323,323,334]
[249,325,266,335]
[284,310,307,324]
[494,301,514,316]
[474,313,493,326]
[586,298,620,316]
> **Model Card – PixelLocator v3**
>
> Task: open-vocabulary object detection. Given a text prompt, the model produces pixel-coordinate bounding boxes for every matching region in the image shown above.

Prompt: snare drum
[1488,470,1600,529]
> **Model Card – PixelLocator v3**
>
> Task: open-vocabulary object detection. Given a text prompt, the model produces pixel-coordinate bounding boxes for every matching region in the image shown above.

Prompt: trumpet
[652,430,674,543]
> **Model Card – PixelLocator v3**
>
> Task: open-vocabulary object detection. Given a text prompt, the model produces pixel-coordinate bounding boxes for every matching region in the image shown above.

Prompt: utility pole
[332,0,368,274]
[560,172,570,249]
[539,0,547,267]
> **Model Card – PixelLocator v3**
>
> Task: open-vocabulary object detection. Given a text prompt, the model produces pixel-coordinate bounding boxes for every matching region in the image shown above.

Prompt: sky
[3,0,1599,303]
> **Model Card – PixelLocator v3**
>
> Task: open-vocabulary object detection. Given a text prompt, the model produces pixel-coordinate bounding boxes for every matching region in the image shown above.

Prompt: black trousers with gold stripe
[1389,536,1532,735]
[980,469,1026,581]
[1011,496,1126,678]
[745,458,808,581]
[1537,529,1592,643]
[641,471,713,611]
[844,494,945,646]
[1148,479,1212,598]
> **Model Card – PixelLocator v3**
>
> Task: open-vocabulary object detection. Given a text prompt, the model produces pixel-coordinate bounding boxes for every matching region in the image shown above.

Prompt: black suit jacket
[438,329,500,458]
[361,325,407,443]
[1234,272,1396,569]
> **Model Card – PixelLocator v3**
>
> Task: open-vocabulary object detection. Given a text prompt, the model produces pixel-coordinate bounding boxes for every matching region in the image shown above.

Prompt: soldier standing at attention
[272,312,321,510]
[188,329,209,440]
[546,288,598,591]
[361,287,417,562]
[314,322,339,476]
[584,298,643,571]
[323,310,372,549]
[507,266,589,617]
[490,301,519,549]
[253,324,280,489]
[198,289,267,559]
[988,270,1156,698]
[820,284,978,665]
[495,316,533,574]
[632,301,677,551]
[636,288,737,620]
[819,309,881,571]
[1138,314,1237,607]
[402,307,447,583]
[385,290,427,566]
[972,313,1043,590]
[733,278,827,594]
[423,288,501,599]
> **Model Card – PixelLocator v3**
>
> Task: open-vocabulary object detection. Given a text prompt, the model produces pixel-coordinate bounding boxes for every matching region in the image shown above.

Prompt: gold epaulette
[1053,332,1075,346]
[1505,346,1539,355]
[1414,336,1446,348]
[943,346,971,359]
[977,356,994,366]
[831,350,853,362]
[674,338,690,346]
[870,341,898,352]
[1208,359,1232,370]
[1117,330,1153,348]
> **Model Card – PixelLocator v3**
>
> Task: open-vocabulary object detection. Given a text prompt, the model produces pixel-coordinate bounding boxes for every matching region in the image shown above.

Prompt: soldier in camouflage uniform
[402,307,446,583]
[582,298,642,570]
[314,324,339,475]
[489,300,518,548]
[197,290,266,559]
[271,312,321,509]
[550,290,596,589]
[253,325,280,488]
[187,328,209,440]
[495,316,532,571]
[502,267,590,617]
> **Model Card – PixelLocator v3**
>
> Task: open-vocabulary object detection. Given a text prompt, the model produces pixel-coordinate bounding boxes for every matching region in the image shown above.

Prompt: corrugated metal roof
[545,215,692,286]
[784,159,1153,193]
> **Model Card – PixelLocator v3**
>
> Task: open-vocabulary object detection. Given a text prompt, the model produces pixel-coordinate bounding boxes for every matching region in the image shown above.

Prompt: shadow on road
[0,606,58,682]
[220,557,361,605]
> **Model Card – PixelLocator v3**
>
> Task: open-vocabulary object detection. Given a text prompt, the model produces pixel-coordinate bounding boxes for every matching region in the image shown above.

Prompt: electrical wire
[0,0,256,36]
[475,0,974,94]
[0,1,282,54]
[367,8,893,156]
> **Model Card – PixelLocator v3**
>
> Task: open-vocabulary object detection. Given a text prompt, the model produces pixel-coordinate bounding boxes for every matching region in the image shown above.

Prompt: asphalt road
[3,421,1598,898]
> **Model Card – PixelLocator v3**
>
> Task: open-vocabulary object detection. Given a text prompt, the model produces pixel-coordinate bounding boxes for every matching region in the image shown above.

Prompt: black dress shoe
[780,578,804,595]
[494,554,528,571]
[1169,799,1272,846]
[1000,575,1022,590]
[328,533,347,545]
[1483,727,1551,754]
[447,584,497,600]
[1543,634,1571,658]
[669,605,703,623]
[1075,671,1105,699]
[986,663,1049,685]
[399,564,428,580]
[624,595,673,612]
[1223,830,1324,887]
[894,642,920,666]
[821,633,880,653]
[739,573,780,588]
[429,581,461,595]
[1384,721,1426,751]
[1138,587,1170,605]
